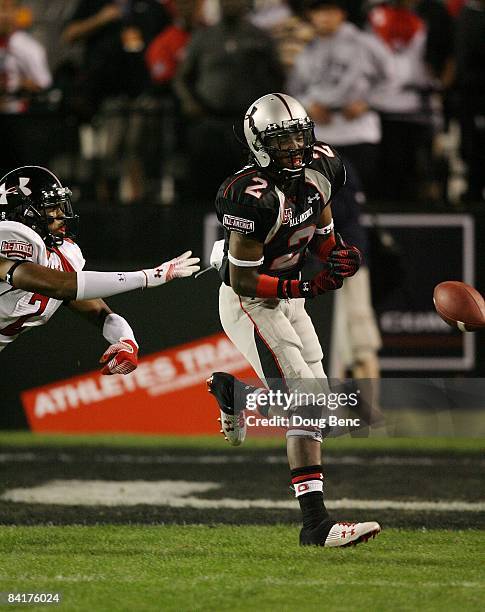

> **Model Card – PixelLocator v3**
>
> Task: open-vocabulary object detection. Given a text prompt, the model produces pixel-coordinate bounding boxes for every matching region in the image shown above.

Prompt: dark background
[2,200,485,429]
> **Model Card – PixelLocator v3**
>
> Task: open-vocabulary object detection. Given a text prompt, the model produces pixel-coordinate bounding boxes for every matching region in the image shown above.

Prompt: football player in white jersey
[0,166,200,372]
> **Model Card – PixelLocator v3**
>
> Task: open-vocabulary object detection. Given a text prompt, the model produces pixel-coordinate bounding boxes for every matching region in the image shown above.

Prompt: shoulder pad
[0,220,45,263]
[218,167,279,210]
[58,239,86,271]
[308,142,346,198]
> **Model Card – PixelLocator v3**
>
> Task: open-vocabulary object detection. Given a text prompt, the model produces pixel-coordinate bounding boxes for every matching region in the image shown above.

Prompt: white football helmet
[243,93,315,174]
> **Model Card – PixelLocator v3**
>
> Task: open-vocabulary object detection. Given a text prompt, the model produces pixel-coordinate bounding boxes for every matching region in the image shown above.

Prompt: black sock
[291,464,329,530]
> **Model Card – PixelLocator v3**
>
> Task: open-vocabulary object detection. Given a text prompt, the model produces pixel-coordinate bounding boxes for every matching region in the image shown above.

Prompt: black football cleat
[207,372,247,446]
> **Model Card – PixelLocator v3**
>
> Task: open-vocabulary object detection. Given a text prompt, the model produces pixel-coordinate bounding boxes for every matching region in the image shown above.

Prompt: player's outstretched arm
[0,251,200,301]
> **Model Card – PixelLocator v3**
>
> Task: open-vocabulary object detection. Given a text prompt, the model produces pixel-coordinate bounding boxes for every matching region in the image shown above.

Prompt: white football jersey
[0,221,85,351]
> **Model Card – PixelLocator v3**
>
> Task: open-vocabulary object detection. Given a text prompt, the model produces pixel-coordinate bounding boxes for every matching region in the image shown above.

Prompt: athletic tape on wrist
[102,313,137,345]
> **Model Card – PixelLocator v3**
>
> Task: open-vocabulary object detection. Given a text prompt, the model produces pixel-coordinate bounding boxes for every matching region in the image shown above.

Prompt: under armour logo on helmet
[0,177,31,205]
[18,177,31,196]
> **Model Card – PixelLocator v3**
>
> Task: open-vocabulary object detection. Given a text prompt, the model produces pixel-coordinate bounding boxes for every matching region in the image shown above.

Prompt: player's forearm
[230,270,260,298]
[310,220,336,262]
[2,251,199,300]
[230,269,312,300]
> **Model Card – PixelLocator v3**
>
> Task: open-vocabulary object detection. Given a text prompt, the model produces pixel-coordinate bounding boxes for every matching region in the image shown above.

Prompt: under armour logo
[18,177,31,196]
[0,177,31,205]
[117,273,126,282]
[154,267,163,278]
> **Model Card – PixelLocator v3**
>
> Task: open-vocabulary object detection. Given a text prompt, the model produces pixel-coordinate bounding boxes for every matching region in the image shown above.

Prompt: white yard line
[1,480,484,512]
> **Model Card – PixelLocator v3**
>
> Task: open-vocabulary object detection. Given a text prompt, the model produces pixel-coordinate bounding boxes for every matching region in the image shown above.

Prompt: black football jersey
[215,142,345,284]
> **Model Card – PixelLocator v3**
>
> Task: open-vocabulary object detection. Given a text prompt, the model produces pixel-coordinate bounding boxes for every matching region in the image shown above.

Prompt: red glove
[307,267,344,296]
[100,338,138,375]
[327,233,362,278]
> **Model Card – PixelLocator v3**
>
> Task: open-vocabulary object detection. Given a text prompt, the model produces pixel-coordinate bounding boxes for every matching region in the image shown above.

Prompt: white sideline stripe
[0,575,483,589]
[1,480,484,512]
[1,453,483,467]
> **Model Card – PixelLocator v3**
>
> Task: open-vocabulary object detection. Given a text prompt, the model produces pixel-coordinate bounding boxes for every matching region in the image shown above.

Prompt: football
[433,281,485,332]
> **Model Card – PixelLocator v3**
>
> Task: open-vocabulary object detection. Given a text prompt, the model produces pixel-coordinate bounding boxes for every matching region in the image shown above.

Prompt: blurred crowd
[0,0,484,207]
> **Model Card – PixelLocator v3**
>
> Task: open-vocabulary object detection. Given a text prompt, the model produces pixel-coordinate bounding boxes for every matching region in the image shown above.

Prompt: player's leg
[287,297,381,546]
[216,286,380,545]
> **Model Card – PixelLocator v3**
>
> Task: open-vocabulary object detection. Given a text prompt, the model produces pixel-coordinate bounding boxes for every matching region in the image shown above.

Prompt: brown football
[433,281,485,332]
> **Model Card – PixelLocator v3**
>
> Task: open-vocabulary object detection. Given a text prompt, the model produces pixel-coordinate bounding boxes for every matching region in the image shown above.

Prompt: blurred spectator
[331,158,382,396]
[0,0,52,112]
[62,1,173,204]
[175,0,284,201]
[446,0,465,17]
[367,0,453,203]
[287,0,394,196]
[454,0,485,203]
[0,0,52,172]
[250,0,316,71]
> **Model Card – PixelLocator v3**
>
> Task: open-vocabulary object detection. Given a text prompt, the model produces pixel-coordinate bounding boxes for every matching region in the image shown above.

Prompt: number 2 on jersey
[244,177,268,199]
[269,225,316,271]
[0,293,50,336]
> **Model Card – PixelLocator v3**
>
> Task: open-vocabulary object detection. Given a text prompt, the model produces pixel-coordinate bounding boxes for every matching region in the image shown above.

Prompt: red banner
[21,333,258,434]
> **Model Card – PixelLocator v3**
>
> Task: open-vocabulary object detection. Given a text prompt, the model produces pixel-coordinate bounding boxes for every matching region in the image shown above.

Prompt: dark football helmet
[243,93,316,176]
[0,166,78,246]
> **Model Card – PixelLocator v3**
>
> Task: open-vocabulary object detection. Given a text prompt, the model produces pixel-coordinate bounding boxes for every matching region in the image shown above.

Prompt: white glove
[210,239,225,271]
[142,251,200,288]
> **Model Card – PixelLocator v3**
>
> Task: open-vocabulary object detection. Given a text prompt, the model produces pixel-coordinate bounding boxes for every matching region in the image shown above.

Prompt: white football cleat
[324,521,381,547]
[217,411,247,447]
[300,520,381,547]
[207,372,247,446]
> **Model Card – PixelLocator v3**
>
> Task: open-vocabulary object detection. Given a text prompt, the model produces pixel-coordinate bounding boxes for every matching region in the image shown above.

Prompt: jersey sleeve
[0,221,46,265]
[310,142,346,201]
[215,172,279,244]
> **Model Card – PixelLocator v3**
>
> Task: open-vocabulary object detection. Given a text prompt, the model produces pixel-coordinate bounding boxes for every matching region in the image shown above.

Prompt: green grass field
[0,433,483,611]
[1,526,484,612]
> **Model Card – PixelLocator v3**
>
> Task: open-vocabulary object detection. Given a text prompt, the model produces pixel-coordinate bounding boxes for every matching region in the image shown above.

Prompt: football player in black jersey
[207,93,380,547]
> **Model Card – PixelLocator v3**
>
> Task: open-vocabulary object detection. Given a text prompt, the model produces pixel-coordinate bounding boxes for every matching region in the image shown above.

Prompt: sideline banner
[21,333,258,434]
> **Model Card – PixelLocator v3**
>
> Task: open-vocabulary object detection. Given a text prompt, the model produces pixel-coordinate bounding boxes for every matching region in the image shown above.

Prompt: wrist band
[315,220,334,235]
[103,313,137,345]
